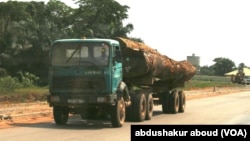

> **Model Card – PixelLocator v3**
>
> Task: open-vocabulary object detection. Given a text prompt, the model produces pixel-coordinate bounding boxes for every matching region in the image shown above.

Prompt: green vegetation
[0,0,135,86]
[0,71,39,93]
[191,75,230,82]
[0,72,47,103]
[184,75,243,90]
[0,87,48,103]
[185,80,238,90]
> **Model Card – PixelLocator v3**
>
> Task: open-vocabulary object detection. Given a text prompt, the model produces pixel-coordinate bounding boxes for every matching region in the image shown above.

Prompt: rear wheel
[133,93,146,122]
[53,106,69,125]
[110,97,125,128]
[178,91,186,113]
[145,93,154,120]
[169,91,179,114]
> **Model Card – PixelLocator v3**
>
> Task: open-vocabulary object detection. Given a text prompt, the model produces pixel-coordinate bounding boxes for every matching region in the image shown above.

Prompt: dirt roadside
[0,86,249,129]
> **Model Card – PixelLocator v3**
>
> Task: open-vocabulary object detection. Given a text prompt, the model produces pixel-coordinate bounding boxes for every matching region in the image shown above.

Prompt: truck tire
[169,91,179,114]
[53,106,69,125]
[161,92,170,113]
[178,91,186,113]
[133,93,146,122]
[110,97,125,128]
[145,93,154,120]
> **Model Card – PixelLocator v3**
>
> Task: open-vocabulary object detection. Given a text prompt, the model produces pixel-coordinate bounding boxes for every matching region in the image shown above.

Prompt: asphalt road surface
[1,91,250,141]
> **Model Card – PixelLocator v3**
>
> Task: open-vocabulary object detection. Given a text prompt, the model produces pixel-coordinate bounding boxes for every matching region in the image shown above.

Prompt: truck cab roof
[52,38,119,44]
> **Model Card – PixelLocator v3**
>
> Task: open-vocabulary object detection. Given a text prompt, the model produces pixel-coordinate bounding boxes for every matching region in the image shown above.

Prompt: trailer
[47,37,197,127]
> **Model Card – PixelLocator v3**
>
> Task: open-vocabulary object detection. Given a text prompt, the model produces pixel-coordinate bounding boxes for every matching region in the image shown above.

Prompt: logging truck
[47,37,197,127]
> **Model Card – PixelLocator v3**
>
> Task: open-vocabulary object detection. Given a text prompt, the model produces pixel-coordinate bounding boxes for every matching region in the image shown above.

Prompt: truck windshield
[51,42,110,67]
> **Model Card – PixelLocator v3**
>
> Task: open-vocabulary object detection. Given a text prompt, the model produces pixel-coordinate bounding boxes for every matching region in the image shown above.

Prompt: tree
[0,0,76,84]
[0,0,134,85]
[199,65,215,75]
[0,1,35,76]
[211,57,236,76]
[73,0,132,38]
[238,63,245,70]
[0,1,32,54]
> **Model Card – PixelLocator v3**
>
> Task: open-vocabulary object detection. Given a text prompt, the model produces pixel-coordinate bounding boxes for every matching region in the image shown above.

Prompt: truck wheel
[169,91,179,114]
[178,91,186,113]
[145,93,154,120]
[53,106,69,125]
[110,97,125,128]
[161,92,170,113]
[133,93,146,122]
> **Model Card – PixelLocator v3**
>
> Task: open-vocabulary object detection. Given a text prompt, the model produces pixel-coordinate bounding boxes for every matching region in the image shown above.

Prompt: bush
[16,71,40,88]
[0,68,7,77]
[0,71,40,92]
[0,76,22,92]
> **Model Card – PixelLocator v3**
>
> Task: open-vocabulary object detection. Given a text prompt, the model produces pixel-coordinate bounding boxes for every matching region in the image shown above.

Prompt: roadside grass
[184,75,244,90]
[184,80,242,90]
[191,75,231,82]
[0,86,49,103]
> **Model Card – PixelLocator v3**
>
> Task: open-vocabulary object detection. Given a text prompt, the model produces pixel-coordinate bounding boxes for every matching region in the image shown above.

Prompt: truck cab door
[112,45,123,92]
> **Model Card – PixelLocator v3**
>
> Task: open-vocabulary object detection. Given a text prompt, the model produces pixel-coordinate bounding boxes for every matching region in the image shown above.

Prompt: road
[0,91,250,141]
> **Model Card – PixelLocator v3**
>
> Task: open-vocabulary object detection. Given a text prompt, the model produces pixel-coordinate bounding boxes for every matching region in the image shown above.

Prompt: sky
[2,0,250,67]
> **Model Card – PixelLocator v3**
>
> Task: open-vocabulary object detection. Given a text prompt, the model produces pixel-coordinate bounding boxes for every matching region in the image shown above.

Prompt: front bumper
[47,94,117,106]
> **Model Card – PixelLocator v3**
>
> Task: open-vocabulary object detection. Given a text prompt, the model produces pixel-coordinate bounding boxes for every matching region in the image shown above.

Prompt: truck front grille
[52,76,106,91]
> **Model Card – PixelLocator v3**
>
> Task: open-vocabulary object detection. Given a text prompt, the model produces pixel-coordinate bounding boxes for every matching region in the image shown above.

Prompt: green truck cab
[47,38,127,127]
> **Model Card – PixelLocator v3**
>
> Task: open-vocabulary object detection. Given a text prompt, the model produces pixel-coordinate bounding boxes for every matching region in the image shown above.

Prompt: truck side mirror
[115,50,122,63]
[113,45,122,63]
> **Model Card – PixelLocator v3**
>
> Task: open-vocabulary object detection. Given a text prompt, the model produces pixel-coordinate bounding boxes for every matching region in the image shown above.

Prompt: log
[115,37,197,87]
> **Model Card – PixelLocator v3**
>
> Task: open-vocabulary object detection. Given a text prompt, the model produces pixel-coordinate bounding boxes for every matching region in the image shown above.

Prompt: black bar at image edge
[131,125,250,141]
